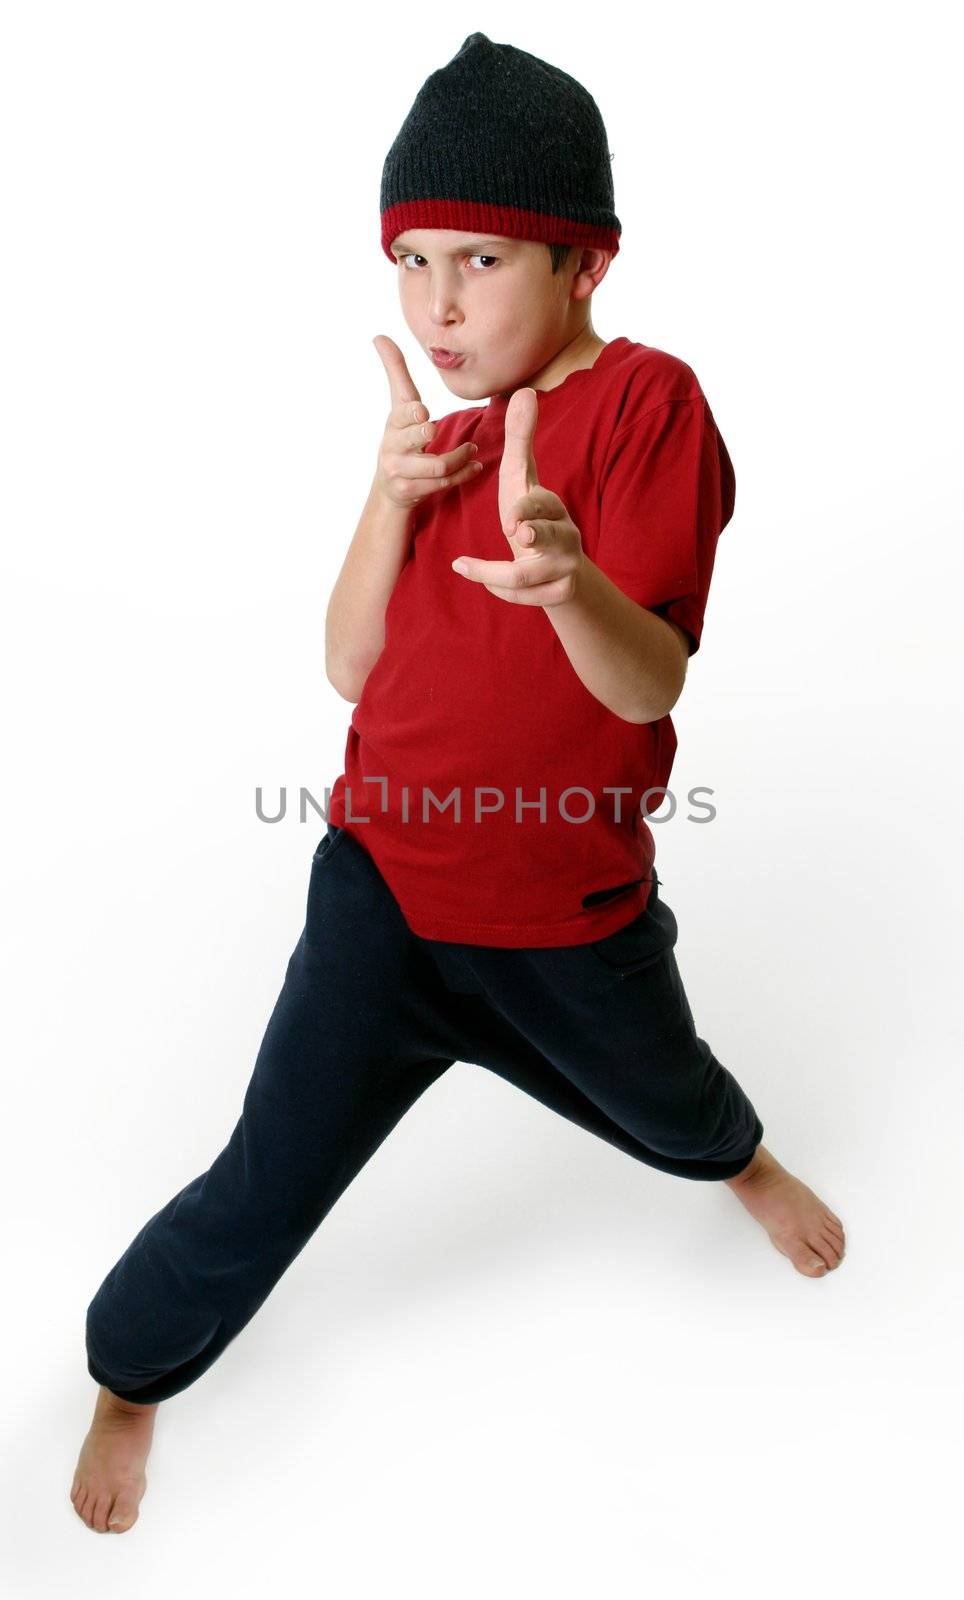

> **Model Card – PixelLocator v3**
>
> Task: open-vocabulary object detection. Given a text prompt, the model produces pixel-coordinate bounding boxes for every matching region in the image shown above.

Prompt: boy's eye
[398,253,499,271]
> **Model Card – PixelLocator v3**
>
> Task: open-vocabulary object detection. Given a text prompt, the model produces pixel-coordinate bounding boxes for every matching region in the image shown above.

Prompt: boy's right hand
[372,335,483,510]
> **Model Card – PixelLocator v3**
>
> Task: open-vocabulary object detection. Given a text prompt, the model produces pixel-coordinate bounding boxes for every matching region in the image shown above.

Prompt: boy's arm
[545,556,689,724]
[324,475,414,702]
[325,335,483,703]
[450,384,715,723]
[587,390,733,683]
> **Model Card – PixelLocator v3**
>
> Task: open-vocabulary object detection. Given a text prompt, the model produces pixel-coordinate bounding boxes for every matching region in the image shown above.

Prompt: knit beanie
[380,32,621,264]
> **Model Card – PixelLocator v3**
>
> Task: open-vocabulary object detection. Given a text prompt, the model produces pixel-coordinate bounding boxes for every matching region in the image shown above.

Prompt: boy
[71,33,845,1535]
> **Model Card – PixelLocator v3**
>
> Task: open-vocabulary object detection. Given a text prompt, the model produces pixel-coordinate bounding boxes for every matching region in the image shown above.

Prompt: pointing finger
[499,388,539,487]
[372,334,427,425]
[498,387,541,537]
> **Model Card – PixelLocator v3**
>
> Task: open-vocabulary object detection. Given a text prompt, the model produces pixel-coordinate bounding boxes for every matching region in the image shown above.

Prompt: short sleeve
[594,394,735,656]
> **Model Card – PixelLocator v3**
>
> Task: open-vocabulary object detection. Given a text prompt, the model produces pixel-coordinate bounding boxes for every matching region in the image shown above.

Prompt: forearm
[545,555,686,724]
[325,476,414,699]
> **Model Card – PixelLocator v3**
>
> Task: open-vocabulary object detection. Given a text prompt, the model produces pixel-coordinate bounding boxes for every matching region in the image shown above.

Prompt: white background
[2,1,962,1593]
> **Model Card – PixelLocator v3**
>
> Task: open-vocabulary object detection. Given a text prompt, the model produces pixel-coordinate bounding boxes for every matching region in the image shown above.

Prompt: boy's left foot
[723,1144,846,1276]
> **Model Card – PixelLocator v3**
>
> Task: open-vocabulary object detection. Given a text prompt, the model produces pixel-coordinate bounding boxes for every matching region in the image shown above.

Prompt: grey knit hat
[380,32,621,262]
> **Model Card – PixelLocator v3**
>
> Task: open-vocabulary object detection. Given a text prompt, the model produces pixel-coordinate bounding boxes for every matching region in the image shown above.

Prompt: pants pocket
[588,888,678,975]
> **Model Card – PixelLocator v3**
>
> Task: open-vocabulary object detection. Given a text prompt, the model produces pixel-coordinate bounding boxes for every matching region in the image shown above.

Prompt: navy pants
[86,823,763,1404]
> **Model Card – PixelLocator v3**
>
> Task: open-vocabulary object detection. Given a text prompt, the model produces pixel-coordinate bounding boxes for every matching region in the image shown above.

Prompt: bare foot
[69,1385,159,1533]
[724,1144,846,1276]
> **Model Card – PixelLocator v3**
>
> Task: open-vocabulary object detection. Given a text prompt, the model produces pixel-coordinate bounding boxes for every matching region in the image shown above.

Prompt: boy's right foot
[69,1384,158,1533]
[724,1144,846,1275]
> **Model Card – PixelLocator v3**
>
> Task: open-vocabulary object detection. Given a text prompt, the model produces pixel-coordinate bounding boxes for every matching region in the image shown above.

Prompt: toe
[808,1235,838,1271]
[783,1235,829,1275]
[91,1492,113,1533]
[77,1489,95,1528]
[108,1491,139,1532]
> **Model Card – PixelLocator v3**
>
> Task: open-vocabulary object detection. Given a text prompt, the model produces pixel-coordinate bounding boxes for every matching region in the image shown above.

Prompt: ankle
[725,1146,768,1188]
[99,1386,157,1418]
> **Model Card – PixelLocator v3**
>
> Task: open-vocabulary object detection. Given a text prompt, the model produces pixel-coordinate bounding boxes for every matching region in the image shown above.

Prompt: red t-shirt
[328,336,735,947]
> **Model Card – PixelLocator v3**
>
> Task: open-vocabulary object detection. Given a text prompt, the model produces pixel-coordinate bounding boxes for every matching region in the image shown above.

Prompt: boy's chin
[438,371,497,401]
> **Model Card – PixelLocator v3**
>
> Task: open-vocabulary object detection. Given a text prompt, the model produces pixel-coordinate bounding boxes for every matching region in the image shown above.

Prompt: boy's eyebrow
[389,238,513,255]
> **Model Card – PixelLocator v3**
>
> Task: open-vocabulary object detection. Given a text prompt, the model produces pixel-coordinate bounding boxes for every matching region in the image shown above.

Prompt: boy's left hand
[450,388,584,606]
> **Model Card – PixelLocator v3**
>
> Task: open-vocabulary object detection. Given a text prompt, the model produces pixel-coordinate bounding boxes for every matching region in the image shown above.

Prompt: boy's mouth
[430,348,465,369]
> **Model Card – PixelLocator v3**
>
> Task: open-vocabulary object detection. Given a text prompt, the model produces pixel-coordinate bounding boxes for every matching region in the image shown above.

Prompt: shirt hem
[397,883,652,948]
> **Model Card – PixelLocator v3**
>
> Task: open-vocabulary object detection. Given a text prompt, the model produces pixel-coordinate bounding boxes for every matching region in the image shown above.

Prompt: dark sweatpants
[85,823,763,1404]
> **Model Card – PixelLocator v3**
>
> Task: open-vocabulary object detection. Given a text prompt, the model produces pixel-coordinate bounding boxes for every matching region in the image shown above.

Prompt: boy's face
[388,229,602,401]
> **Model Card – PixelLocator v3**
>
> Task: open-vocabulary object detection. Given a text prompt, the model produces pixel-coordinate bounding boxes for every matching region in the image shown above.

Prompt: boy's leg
[423,881,763,1183]
[85,826,457,1406]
